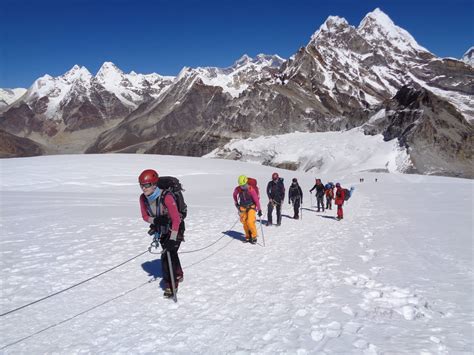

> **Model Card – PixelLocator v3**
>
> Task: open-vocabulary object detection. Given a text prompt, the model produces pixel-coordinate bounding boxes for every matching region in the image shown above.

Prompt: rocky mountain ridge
[1,8,472,178]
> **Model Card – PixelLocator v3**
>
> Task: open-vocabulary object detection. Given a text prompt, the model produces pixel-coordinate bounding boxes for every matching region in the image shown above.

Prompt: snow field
[0,154,472,353]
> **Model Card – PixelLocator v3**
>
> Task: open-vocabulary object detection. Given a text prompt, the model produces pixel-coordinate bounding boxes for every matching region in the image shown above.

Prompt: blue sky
[1,0,473,88]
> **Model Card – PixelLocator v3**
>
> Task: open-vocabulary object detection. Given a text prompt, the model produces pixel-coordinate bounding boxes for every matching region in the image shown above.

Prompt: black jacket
[310,183,325,197]
[266,178,285,202]
[288,183,303,204]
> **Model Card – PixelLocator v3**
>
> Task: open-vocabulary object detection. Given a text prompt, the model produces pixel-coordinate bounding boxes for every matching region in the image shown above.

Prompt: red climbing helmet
[138,169,159,185]
[272,172,279,180]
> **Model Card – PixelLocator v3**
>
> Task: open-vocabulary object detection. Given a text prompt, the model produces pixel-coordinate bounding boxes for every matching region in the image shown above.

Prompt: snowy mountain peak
[233,54,253,67]
[461,46,474,66]
[177,66,195,81]
[324,15,349,28]
[311,15,350,41]
[97,61,123,76]
[358,8,428,53]
[62,65,92,83]
[232,54,284,69]
[95,62,125,83]
[188,53,285,98]
[254,53,285,67]
[361,8,394,27]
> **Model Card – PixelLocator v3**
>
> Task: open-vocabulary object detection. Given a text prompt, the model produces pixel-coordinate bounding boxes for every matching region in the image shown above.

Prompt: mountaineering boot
[163,288,173,298]
[250,238,257,244]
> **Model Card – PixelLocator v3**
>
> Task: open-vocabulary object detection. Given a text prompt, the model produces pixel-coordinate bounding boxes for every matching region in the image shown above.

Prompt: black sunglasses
[140,183,154,188]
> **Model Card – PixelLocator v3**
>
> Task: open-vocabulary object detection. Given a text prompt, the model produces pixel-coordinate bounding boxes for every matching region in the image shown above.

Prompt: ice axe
[259,216,266,247]
[164,249,178,303]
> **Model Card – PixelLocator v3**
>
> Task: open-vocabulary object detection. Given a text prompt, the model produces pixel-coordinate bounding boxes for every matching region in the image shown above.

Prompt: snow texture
[1,154,472,353]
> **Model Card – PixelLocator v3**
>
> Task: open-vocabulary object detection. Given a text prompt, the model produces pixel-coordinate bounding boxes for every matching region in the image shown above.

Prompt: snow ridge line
[0,250,149,318]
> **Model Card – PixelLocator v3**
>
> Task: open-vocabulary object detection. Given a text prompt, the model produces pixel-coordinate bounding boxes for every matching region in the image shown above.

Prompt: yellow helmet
[238,175,248,186]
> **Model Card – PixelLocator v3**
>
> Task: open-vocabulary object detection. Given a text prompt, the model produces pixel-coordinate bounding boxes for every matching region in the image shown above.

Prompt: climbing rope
[1,217,241,318]
[147,217,240,254]
[0,250,149,318]
[1,217,243,349]
[0,279,155,350]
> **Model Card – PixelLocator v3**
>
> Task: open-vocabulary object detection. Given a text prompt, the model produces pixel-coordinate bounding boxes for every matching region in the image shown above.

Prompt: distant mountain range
[1,8,472,178]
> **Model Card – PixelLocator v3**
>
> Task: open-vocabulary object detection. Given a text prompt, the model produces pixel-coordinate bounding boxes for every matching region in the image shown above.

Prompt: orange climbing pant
[239,205,257,240]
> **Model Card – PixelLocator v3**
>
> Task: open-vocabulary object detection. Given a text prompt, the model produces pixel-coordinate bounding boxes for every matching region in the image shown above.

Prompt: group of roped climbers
[308,180,347,220]
[137,169,348,298]
[233,173,348,243]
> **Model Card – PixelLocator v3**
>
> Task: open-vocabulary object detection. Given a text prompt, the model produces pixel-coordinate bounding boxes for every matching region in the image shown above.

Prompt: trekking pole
[259,217,266,247]
[166,250,178,303]
[300,197,303,220]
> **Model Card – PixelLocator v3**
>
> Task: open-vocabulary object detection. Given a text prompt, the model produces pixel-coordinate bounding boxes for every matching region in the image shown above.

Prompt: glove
[165,230,179,252]
[153,215,169,227]
[257,210,262,217]
[147,224,156,236]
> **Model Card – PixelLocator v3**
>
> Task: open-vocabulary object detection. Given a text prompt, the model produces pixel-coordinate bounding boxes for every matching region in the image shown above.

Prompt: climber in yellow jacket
[233,175,262,244]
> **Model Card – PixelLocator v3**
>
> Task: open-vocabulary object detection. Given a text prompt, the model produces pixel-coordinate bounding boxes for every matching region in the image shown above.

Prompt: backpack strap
[158,190,173,216]
[142,193,158,217]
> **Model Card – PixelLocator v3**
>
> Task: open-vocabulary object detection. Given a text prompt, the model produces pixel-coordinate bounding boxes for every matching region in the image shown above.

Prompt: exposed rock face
[0,129,44,158]
[1,103,59,136]
[363,86,473,177]
[86,74,233,155]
